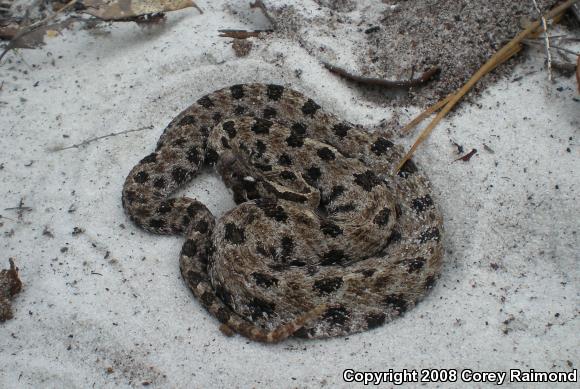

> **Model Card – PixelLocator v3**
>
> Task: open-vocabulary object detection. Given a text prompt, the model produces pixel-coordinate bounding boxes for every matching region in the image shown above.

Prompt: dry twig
[322,62,440,88]
[218,29,272,39]
[400,95,452,135]
[454,149,478,162]
[532,0,553,81]
[50,125,153,152]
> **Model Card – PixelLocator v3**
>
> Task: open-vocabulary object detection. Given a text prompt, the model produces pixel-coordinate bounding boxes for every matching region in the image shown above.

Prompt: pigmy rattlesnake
[122,84,443,342]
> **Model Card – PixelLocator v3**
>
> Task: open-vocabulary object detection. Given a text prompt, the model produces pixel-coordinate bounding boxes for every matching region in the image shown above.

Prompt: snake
[122,83,443,343]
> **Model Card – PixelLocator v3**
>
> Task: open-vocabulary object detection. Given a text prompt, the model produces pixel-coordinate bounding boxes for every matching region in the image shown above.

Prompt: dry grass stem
[532,0,553,81]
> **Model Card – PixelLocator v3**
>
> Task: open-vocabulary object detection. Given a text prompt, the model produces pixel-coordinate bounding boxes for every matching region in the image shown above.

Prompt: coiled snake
[122,84,443,342]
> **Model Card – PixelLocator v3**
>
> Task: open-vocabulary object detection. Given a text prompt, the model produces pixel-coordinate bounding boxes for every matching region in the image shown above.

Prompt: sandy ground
[262,0,560,105]
[0,1,579,388]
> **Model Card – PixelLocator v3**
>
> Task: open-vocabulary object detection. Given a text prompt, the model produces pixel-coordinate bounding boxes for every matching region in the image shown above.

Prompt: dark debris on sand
[0,258,22,322]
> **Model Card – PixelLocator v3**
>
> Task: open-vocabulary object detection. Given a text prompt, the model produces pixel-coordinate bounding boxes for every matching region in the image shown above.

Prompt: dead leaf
[232,38,252,57]
[83,0,197,20]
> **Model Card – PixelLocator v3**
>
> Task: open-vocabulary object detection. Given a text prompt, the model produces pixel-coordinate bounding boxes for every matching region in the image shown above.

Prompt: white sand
[0,2,578,388]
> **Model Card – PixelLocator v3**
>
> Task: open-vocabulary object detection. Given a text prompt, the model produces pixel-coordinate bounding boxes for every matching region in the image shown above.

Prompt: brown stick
[218,29,272,39]
[322,61,440,88]
[395,0,579,172]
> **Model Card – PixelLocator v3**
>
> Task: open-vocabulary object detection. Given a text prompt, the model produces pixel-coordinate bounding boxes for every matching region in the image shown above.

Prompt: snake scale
[122,83,443,343]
